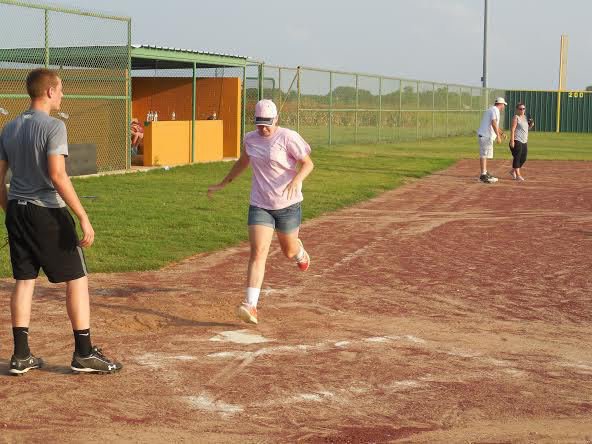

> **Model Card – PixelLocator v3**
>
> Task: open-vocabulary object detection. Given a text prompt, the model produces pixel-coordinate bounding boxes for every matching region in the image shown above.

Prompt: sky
[4,0,592,90]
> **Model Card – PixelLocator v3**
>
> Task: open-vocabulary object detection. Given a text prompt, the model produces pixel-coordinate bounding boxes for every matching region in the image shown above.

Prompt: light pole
[482,0,488,90]
[481,0,489,106]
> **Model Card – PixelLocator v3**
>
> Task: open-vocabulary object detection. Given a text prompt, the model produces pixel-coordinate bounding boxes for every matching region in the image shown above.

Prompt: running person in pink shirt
[208,99,314,325]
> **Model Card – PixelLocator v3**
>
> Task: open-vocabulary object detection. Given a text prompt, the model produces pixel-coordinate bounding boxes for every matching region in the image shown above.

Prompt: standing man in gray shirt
[0,68,121,375]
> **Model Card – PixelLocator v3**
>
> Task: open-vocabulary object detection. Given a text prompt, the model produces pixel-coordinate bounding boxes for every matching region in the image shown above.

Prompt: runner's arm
[283,155,314,200]
[207,150,250,197]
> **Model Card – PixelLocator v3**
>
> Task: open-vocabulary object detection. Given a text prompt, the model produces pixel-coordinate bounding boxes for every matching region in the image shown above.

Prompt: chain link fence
[0,0,130,172]
[247,64,506,146]
[1,1,511,170]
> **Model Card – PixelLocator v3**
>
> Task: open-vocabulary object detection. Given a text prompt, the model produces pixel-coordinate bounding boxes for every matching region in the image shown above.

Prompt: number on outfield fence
[567,92,585,98]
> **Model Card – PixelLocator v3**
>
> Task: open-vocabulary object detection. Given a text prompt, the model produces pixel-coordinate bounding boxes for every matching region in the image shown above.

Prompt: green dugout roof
[131,44,248,69]
[0,44,249,70]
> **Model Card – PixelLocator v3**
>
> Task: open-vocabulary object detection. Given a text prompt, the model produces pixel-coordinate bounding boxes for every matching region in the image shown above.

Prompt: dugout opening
[130,45,248,167]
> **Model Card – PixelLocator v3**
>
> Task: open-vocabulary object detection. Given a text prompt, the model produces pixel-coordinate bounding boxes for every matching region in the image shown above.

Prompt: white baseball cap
[254,99,278,126]
[494,97,508,105]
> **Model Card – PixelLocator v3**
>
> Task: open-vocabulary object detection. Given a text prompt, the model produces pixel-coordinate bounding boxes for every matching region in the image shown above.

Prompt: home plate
[209,329,273,344]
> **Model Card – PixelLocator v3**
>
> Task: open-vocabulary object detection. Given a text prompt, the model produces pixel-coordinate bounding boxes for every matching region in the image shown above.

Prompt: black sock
[13,327,30,359]
[73,329,92,356]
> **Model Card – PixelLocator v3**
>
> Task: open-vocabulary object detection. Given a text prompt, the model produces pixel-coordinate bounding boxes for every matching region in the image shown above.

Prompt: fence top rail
[506,88,592,93]
[262,64,488,92]
[0,0,131,22]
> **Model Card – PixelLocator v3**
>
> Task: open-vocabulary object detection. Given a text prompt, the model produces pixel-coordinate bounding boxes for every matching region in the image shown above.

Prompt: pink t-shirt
[244,127,311,210]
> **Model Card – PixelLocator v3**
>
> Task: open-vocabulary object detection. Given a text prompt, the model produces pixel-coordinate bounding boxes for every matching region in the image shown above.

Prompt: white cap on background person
[254,99,278,126]
[494,97,508,105]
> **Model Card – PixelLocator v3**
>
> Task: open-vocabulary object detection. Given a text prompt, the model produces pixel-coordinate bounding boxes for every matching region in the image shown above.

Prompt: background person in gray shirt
[0,68,121,375]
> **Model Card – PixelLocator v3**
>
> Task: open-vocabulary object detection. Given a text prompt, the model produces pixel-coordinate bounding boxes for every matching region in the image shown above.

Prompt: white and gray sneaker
[71,346,122,374]
[485,172,498,182]
[479,173,496,184]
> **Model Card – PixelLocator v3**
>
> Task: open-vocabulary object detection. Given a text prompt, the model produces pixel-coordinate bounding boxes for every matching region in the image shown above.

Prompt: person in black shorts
[0,68,122,375]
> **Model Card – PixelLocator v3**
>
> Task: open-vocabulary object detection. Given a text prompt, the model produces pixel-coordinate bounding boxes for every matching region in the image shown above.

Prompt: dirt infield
[1,159,591,443]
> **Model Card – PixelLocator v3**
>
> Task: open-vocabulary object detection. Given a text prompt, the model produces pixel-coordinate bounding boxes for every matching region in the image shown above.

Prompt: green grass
[0,132,590,277]
[366,132,592,161]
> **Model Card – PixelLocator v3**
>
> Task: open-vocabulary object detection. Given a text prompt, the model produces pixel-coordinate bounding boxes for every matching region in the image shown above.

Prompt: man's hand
[510,140,515,149]
[78,216,94,248]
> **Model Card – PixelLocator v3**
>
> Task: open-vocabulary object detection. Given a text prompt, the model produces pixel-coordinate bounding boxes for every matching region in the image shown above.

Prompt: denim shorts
[248,202,302,233]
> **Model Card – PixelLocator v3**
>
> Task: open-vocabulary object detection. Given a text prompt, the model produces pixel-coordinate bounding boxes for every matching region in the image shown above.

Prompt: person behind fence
[130,117,144,155]
[508,102,533,181]
[477,97,507,183]
[0,68,122,375]
[207,99,314,325]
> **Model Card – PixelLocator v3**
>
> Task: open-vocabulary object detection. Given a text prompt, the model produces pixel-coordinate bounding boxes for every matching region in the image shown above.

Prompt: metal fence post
[126,18,132,169]
[399,80,402,142]
[446,86,449,137]
[278,67,282,116]
[44,8,49,67]
[416,81,420,141]
[191,62,196,163]
[329,71,333,145]
[355,74,359,144]
[257,63,263,100]
[378,76,382,143]
[432,83,435,138]
[241,65,246,143]
[296,66,300,133]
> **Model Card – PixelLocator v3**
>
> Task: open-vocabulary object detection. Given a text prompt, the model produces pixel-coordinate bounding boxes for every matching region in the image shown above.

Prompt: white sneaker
[479,174,496,184]
[295,239,310,271]
[516,175,525,181]
[237,302,258,324]
[485,172,498,183]
[509,170,517,180]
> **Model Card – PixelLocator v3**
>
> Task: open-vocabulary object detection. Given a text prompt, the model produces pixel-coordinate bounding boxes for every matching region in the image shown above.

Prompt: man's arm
[491,119,503,143]
[47,154,94,247]
[0,160,8,212]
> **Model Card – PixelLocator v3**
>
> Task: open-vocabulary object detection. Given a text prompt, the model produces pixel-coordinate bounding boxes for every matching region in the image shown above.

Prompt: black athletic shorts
[5,200,88,283]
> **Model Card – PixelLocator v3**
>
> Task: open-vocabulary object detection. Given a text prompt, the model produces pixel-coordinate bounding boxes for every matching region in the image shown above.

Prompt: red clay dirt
[1,159,591,443]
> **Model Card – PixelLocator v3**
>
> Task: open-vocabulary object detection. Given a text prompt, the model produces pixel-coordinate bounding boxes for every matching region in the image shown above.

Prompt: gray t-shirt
[0,109,68,208]
[513,114,529,143]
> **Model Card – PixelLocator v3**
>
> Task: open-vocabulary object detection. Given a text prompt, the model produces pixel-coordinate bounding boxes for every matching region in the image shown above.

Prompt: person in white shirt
[477,97,507,183]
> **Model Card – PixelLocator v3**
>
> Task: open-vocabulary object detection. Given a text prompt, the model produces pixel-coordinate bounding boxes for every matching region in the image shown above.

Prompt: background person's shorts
[5,200,88,283]
[478,136,494,159]
[248,202,302,233]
